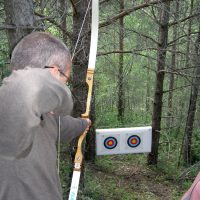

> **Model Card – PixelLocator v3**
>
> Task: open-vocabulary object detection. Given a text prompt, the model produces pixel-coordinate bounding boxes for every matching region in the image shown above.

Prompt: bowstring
[71,0,92,61]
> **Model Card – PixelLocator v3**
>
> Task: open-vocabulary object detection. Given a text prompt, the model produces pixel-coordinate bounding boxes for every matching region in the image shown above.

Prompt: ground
[80,154,186,200]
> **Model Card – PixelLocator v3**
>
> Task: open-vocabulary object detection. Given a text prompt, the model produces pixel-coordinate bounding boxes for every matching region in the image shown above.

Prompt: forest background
[0,0,200,199]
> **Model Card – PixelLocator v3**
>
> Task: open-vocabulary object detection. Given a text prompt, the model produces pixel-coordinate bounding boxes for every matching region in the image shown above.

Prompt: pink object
[182,172,200,200]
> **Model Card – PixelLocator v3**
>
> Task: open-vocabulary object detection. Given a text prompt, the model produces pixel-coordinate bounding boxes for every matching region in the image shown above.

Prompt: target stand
[96,126,152,156]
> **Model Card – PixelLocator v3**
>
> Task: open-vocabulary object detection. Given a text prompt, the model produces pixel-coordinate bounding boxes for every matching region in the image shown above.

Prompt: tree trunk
[39,0,46,14]
[70,0,95,191]
[85,88,96,162]
[72,0,90,118]
[183,29,200,166]
[147,1,170,165]
[70,0,96,162]
[167,0,179,128]
[117,0,125,122]
[177,0,194,167]
[185,0,194,70]
[57,0,68,44]
[146,67,150,112]
[4,0,36,52]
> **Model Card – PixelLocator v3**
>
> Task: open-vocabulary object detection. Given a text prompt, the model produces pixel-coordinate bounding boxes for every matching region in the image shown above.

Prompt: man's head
[10,32,71,84]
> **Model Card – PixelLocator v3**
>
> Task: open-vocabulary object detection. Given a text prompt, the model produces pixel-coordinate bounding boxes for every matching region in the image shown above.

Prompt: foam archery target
[104,137,118,149]
[127,135,141,148]
[96,126,152,155]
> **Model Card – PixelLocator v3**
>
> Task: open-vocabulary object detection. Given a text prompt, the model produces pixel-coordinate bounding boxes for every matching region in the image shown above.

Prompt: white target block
[96,126,152,156]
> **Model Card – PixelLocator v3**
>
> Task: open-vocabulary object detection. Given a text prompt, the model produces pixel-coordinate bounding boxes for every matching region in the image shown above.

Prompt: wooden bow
[68,0,99,199]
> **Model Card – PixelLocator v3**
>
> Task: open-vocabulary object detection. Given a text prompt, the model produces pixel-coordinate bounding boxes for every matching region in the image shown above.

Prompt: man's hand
[84,118,92,132]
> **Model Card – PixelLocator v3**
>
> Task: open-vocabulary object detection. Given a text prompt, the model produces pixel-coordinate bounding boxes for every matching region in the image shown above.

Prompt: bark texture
[183,29,200,166]
[147,1,170,165]
[118,0,125,121]
[4,0,36,52]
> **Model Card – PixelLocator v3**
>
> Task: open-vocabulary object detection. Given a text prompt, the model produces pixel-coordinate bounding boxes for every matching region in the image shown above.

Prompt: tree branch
[158,70,193,84]
[169,12,200,27]
[69,0,78,16]
[0,24,43,30]
[98,50,133,56]
[130,28,159,44]
[34,12,73,40]
[163,84,191,93]
[100,0,111,5]
[168,31,200,45]
[99,0,173,28]
[97,48,188,56]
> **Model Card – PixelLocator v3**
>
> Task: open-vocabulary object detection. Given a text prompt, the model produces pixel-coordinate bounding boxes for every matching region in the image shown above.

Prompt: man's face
[59,63,71,84]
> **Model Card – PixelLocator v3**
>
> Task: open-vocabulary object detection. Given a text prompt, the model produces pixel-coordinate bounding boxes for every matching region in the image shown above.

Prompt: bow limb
[81,0,99,118]
[74,0,99,168]
[68,0,99,199]
[73,69,94,170]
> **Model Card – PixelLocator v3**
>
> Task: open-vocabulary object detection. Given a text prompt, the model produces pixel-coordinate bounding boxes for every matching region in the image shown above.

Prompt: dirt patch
[89,163,182,200]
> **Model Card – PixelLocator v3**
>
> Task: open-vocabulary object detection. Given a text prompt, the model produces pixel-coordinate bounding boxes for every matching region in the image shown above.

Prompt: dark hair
[10,32,71,71]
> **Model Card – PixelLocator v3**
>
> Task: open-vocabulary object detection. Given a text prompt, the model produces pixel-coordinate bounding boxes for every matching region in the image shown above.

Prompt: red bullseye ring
[107,140,114,146]
[104,137,118,149]
[127,135,141,148]
[131,138,137,144]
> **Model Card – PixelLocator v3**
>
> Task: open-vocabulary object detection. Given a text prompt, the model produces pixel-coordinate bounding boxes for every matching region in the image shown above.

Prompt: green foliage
[1,0,200,199]
[59,144,73,199]
[0,61,11,85]
[191,128,200,163]
[78,155,184,200]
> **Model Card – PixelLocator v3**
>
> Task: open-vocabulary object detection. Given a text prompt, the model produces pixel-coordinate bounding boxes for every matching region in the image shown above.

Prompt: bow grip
[74,69,94,170]
[81,69,94,118]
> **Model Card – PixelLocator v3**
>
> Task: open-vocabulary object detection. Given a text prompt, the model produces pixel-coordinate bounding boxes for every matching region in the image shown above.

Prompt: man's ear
[49,65,59,75]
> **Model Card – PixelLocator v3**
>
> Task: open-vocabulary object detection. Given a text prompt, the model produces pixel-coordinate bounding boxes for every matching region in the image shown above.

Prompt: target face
[104,137,118,149]
[127,135,141,148]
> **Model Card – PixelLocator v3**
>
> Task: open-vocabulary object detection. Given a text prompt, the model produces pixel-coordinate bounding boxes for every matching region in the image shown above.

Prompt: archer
[0,32,91,200]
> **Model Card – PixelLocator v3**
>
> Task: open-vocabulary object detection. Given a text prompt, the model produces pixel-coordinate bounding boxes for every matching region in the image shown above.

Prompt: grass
[59,110,199,200]
[62,154,187,200]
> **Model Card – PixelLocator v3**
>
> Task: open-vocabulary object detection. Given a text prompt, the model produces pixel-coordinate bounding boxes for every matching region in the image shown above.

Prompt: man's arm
[0,68,74,156]
[59,116,91,143]
[26,68,73,117]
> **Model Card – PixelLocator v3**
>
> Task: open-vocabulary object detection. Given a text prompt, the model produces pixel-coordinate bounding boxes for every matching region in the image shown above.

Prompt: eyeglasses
[44,66,69,80]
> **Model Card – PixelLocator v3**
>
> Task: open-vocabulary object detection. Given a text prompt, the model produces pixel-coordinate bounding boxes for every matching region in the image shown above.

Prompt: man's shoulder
[3,67,53,87]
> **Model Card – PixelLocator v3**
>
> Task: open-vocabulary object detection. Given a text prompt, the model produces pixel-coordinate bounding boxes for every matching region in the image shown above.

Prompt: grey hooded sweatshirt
[0,68,87,200]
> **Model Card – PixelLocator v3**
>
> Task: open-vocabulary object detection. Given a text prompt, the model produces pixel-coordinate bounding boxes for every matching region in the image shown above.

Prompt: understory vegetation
[1,0,200,199]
